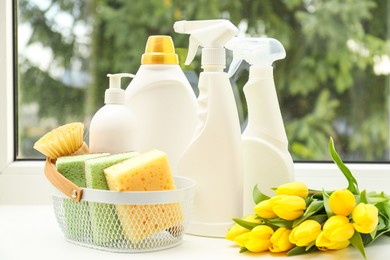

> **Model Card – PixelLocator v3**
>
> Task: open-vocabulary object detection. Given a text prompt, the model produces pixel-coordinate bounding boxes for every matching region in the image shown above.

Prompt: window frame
[1,0,390,204]
[0,0,50,204]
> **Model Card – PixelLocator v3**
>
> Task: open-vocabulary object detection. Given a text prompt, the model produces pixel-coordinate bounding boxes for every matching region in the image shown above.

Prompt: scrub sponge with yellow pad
[104,150,183,243]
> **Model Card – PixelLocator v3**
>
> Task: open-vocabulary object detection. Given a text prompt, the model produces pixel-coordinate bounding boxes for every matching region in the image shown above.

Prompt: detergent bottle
[125,35,198,175]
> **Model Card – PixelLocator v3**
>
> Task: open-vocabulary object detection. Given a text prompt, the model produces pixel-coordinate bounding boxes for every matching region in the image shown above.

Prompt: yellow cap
[141,35,179,64]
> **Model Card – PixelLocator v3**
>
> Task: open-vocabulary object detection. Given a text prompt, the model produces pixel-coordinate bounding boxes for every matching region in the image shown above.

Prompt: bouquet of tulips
[226,138,390,258]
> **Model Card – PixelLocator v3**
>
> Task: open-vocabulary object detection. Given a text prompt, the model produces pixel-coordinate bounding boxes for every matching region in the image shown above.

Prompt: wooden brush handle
[72,142,89,156]
[44,158,83,202]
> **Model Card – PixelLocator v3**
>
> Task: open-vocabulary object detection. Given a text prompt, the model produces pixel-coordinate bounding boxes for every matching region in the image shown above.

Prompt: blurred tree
[18,0,389,161]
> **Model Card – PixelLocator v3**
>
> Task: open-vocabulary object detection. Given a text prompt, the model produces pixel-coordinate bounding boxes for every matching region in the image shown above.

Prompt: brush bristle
[34,122,85,159]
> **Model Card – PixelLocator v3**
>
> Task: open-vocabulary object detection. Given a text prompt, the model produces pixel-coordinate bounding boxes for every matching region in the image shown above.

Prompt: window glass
[17,0,390,161]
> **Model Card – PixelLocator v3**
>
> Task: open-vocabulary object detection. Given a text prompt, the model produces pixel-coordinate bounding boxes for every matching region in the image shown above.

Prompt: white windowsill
[1,205,390,259]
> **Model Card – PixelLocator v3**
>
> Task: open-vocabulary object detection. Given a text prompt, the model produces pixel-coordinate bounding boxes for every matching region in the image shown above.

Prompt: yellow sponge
[104,150,183,243]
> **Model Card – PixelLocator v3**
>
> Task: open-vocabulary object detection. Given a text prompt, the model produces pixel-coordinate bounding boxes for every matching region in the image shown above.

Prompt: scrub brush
[34,122,89,159]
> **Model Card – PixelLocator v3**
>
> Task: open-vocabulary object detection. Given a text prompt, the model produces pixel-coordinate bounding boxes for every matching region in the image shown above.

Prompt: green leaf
[293,200,324,227]
[370,228,377,240]
[376,201,390,220]
[307,214,328,224]
[252,184,270,204]
[264,218,293,230]
[305,241,316,251]
[377,214,388,231]
[322,189,334,218]
[311,191,324,200]
[287,245,318,256]
[232,218,261,230]
[239,247,248,253]
[328,137,359,194]
[349,231,367,259]
[359,190,368,204]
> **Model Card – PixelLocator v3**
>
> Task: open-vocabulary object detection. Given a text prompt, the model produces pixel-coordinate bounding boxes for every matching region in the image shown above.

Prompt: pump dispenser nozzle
[105,73,135,104]
[173,19,238,66]
[226,37,286,78]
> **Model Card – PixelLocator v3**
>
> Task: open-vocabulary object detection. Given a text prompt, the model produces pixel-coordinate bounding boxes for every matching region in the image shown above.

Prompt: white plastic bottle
[174,19,243,237]
[89,73,136,154]
[226,37,295,216]
[125,35,198,176]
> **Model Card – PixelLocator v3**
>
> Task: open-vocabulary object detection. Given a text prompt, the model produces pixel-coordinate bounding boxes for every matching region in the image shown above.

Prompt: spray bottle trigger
[227,59,243,78]
[185,36,201,65]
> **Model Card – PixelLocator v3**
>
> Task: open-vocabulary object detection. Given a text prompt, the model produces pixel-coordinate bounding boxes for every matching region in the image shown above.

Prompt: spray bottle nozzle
[105,73,135,104]
[226,37,286,78]
[173,19,238,66]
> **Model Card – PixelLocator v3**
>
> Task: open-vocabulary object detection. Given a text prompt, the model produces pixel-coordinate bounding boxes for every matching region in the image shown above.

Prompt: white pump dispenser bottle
[125,35,198,176]
[89,73,136,154]
[174,20,243,237]
[226,37,294,216]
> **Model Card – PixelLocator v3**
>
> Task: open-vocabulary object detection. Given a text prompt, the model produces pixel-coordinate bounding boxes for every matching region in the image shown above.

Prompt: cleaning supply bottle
[226,37,294,216]
[89,73,136,154]
[125,35,198,176]
[174,19,243,237]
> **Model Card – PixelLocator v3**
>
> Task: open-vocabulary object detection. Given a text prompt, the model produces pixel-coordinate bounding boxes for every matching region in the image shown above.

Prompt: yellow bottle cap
[141,35,179,65]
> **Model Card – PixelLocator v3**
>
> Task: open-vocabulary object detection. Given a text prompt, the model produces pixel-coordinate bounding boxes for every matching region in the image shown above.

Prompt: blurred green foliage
[18,0,389,161]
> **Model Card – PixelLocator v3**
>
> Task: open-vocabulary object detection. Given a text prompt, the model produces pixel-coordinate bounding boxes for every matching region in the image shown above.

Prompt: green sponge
[56,153,109,242]
[85,152,138,245]
[56,153,109,187]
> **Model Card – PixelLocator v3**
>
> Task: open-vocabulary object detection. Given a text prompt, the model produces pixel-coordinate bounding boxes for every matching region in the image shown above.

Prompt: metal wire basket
[45,159,196,252]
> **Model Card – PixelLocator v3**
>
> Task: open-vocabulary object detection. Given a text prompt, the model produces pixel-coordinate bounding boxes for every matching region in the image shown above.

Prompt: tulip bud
[316,231,350,251]
[271,195,306,220]
[226,214,261,241]
[234,231,251,247]
[352,203,378,234]
[269,227,294,253]
[244,225,274,253]
[276,182,309,199]
[289,220,322,247]
[254,199,277,219]
[322,215,354,241]
[329,189,356,216]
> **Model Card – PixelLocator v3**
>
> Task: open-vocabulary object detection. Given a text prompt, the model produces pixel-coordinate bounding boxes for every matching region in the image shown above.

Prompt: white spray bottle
[226,37,294,215]
[174,20,243,237]
[89,73,136,154]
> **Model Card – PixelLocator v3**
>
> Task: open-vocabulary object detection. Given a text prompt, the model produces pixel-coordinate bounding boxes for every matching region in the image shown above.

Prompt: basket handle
[44,158,83,202]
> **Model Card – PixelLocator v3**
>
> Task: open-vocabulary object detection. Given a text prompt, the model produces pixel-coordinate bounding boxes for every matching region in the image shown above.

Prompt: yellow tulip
[269,227,295,253]
[254,199,277,219]
[226,223,249,242]
[244,225,274,253]
[275,182,309,199]
[271,195,306,220]
[322,215,354,241]
[329,189,356,216]
[234,232,251,247]
[316,231,350,251]
[226,214,261,241]
[289,220,322,247]
[352,203,379,234]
